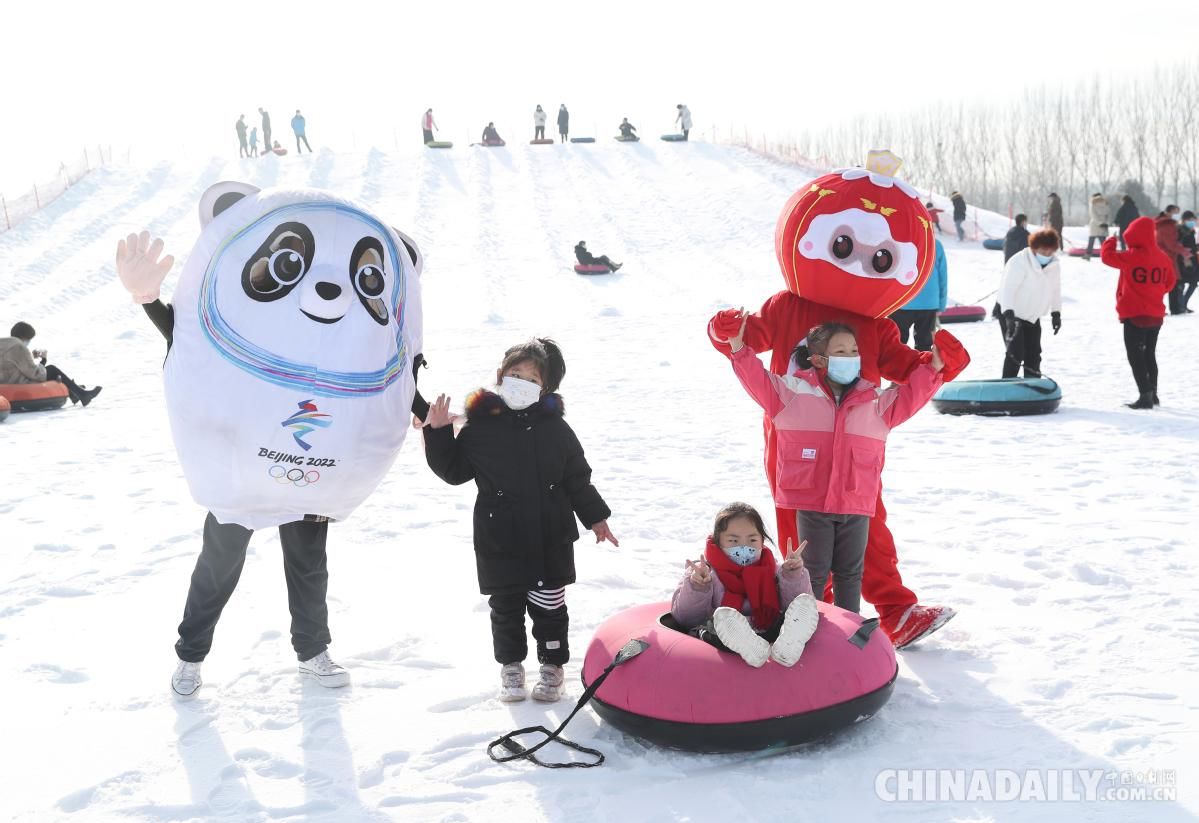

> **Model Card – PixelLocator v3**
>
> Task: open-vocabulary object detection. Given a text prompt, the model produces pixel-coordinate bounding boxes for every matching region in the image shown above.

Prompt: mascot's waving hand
[709,151,970,648]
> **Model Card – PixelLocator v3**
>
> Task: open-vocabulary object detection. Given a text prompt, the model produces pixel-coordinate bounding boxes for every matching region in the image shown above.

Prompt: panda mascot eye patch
[243,222,315,300]
[162,181,424,529]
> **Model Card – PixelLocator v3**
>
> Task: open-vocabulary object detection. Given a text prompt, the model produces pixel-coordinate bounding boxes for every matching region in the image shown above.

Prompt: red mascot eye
[872,249,894,274]
[832,235,853,260]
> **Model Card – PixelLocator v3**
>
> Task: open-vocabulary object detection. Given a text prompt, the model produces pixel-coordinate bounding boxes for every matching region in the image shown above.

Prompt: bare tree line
[747,63,1199,226]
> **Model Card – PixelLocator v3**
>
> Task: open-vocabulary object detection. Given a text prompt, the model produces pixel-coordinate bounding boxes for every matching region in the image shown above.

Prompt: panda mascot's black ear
[394,228,423,276]
[199,181,261,229]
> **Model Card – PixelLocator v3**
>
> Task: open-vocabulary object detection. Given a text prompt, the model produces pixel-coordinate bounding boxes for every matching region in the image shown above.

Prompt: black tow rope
[487,639,649,769]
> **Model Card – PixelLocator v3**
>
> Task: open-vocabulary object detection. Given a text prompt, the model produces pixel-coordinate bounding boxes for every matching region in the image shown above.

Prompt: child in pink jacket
[671,502,819,668]
[721,316,945,614]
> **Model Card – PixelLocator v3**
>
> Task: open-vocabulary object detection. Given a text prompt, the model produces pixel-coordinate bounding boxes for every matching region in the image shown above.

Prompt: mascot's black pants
[175,513,331,662]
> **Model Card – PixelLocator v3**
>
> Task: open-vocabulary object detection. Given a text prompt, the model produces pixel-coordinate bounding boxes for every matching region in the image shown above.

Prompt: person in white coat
[676,103,692,140]
[997,229,1063,378]
[1085,192,1111,260]
[534,105,547,140]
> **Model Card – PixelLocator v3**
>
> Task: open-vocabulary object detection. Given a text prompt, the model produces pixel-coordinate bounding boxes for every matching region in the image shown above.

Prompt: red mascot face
[774,157,934,319]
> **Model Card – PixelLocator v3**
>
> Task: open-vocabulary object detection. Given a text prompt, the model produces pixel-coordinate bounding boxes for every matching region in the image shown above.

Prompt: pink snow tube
[581,601,897,752]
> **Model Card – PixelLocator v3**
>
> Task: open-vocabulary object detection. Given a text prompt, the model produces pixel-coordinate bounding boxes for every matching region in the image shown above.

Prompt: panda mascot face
[774,151,934,319]
[163,182,424,529]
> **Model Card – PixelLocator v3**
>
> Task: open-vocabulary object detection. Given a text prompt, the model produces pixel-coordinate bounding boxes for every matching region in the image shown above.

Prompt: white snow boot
[298,651,350,688]
[172,660,203,699]
[499,662,527,702]
[531,664,565,702]
[769,594,820,667]
[712,607,770,668]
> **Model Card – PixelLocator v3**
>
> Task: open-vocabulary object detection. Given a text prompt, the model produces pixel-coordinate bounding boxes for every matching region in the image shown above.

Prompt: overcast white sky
[3,0,1198,193]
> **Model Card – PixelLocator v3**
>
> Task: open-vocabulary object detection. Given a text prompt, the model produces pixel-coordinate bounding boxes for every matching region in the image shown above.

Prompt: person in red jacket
[708,151,971,649]
[1101,216,1177,409]
[1155,207,1187,314]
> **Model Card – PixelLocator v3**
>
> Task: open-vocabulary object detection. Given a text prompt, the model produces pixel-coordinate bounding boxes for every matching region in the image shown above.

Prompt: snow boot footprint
[712,607,770,668]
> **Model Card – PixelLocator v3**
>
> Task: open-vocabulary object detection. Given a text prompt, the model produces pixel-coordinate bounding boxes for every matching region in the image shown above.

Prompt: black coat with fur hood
[423,389,611,595]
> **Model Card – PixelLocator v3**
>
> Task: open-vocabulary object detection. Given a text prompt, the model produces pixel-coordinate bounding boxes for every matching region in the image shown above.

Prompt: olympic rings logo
[269,465,320,487]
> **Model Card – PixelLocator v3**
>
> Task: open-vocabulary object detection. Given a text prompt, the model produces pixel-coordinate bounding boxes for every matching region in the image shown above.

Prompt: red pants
[779,491,917,623]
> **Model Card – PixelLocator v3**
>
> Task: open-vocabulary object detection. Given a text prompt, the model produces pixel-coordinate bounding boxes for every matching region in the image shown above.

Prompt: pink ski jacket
[731,345,943,517]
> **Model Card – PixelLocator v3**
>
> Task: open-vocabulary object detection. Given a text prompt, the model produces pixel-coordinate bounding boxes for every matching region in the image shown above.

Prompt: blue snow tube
[982,238,1004,250]
[932,377,1061,416]
[570,137,596,144]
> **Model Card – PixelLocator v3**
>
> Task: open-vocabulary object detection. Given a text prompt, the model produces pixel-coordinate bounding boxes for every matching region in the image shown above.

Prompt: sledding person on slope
[671,502,819,668]
[618,118,638,140]
[481,122,504,145]
[0,321,102,405]
[421,338,618,703]
[1100,216,1176,409]
[719,315,945,617]
[997,228,1062,379]
[574,240,621,271]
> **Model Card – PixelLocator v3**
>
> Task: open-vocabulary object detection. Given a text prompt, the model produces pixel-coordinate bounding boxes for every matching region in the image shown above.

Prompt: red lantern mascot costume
[709,150,971,648]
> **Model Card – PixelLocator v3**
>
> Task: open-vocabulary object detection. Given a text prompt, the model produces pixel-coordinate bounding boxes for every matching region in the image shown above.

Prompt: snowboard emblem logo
[281,400,332,451]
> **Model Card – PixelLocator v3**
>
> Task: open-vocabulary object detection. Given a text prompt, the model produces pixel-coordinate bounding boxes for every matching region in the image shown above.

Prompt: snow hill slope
[1,142,1197,823]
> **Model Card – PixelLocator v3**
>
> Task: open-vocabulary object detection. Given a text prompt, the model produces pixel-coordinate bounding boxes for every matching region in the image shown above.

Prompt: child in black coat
[422,338,618,702]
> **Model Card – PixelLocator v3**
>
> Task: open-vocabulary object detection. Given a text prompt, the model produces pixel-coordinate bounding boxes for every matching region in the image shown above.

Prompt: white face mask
[498,376,542,410]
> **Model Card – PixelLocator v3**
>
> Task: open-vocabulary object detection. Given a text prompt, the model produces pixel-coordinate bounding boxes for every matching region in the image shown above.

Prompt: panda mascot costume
[116,181,425,697]
[708,151,971,649]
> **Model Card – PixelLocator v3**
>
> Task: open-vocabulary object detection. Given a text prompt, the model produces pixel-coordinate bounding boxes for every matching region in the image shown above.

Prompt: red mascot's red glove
[711,308,746,342]
[934,328,970,382]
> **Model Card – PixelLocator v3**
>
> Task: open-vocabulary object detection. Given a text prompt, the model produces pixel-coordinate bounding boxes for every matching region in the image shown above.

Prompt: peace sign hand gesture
[781,538,807,571]
[115,231,174,305]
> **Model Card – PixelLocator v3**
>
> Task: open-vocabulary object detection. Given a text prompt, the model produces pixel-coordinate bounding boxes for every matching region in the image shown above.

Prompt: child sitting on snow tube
[574,240,622,272]
[671,502,819,668]
[718,316,945,613]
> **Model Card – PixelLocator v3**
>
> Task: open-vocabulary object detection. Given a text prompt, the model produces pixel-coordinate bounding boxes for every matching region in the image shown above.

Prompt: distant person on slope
[925,201,944,234]
[422,108,438,144]
[235,115,249,158]
[1046,192,1064,243]
[482,122,504,145]
[248,126,259,157]
[889,237,947,352]
[950,191,967,241]
[618,118,638,140]
[675,104,692,140]
[557,104,569,142]
[534,105,547,140]
[291,109,312,154]
[1114,194,1139,250]
[1084,192,1111,260]
[994,214,1031,320]
[574,241,621,272]
[420,338,618,703]
[1100,216,1176,409]
[1177,211,1198,313]
[997,229,1062,378]
[1156,206,1186,314]
[0,321,102,406]
[259,107,272,152]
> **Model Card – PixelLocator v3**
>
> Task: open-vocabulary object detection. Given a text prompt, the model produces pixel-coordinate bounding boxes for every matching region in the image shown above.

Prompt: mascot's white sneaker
[770,594,820,667]
[531,664,565,702]
[172,660,203,699]
[499,663,527,702]
[298,651,350,688]
[713,607,770,668]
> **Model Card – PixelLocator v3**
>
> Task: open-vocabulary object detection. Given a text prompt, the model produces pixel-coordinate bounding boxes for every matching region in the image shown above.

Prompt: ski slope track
[1,142,1196,822]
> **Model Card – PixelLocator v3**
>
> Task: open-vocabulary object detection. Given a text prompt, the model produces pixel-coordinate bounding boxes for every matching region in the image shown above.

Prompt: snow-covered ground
[2,142,1196,823]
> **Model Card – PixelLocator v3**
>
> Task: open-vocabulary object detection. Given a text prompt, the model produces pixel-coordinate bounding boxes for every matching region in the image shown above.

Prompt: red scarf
[704,538,780,631]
